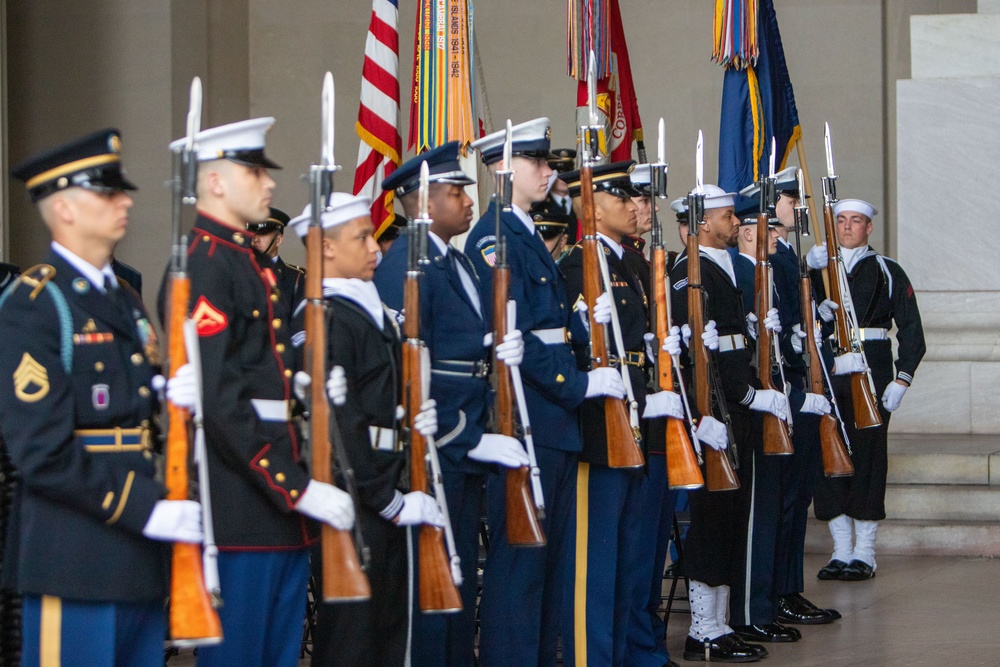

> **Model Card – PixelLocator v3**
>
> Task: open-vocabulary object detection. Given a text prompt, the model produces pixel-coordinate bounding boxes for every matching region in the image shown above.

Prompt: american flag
[354,0,402,239]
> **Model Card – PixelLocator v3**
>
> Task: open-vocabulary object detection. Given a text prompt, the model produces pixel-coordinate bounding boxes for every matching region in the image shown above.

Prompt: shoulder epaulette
[286,263,305,274]
[15,264,57,301]
[0,264,74,373]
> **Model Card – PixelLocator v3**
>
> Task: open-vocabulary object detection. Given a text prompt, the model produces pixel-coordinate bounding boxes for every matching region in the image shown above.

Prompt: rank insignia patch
[481,245,497,268]
[13,352,49,403]
[191,296,228,337]
[92,384,110,411]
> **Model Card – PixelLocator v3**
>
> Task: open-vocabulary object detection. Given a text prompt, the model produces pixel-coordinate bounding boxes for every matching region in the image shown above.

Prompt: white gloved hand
[643,391,684,420]
[763,307,781,334]
[468,434,530,468]
[644,333,657,365]
[295,480,355,531]
[593,292,613,326]
[801,393,832,415]
[585,367,627,399]
[664,326,682,357]
[151,374,166,396]
[806,244,829,270]
[818,299,839,323]
[790,324,806,354]
[882,381,908,412]
[702,320,720,351]
[166,363,197,410]
[293,371,311,403]
[142,500,203,543]
[749,388,788,420]
[326,366,347,406]
[746,311,759,340]
[695,416,729,451]
[833,352,867,375]
[496,329,524,367]
[681,323,693,347]
[414,399,438,437]
[395,490,444,527]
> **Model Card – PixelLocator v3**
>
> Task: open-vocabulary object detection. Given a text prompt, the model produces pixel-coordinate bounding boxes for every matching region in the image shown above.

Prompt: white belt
[531,327,569,345]
[860,328,888,341]
[369,426,399,452]
[251,399,290,422]
[717,334,747,352]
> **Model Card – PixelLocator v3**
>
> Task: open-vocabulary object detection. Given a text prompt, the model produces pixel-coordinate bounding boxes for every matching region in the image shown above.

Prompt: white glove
[801,393,832,415]
[295,480,355,531]
[882,381,908,412]
[593,292,612,325]
[680,323,693,347]
[747,312,759,340]
[142,500,203,543]
[166,363,197,410]
[763,307,781,334]
[644,333,657,364]
[414,399,438,437]
[643,391,683,420]
[695,416,729,451]
[806,244,828,270]
[833,352,867,375]
[151,374,166,396]
[468,434,530,468]
[790,324,806,354]
[702,320,720,350]
[749,388,788,420]
[818,299,839,323]
[585,367,627,399]
[326,366,347,406]
[395,490,444,527]
[293,371,311,403]
[664,326,682,357]
[496,329,524,367]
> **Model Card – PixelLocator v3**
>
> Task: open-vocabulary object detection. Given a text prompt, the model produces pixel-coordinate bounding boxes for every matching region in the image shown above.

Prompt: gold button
[252,309,260,318]
[272,318,282,330]
[131,353,143,365]
[275,472,286,483]
[271,293,279,302]
[540,276,548,283]
[233,232,245,245]
[138,387,151,397]
[143,451,153,460]
[556,374,565,383]
[202,235,210,242]
[284,369,293,378]
[260,459,270,468]
[621,299,627,305]
[276,343,286,353]
[290,489,299,499]
[94,361,105,372]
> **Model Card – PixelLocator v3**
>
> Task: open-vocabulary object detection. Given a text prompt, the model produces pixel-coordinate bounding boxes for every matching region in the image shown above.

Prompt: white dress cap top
[833,198,878,219]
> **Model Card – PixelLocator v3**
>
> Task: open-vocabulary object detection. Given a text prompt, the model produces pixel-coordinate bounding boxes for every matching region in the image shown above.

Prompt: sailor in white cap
[158,118,355,667]
[807,198,925,583]
[289,192,441,667]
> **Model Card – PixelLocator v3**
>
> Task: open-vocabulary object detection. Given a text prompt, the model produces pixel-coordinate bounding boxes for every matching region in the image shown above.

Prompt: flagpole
[795,136,830,294]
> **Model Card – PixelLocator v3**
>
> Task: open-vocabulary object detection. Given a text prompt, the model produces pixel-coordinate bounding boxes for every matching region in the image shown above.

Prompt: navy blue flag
[718,0,800,194]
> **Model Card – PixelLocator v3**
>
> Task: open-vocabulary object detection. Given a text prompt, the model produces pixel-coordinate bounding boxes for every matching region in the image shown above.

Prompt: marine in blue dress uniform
[158,118,355,667]
[465,118,626,667]
[2,129,204,667]
[374,143,527,667]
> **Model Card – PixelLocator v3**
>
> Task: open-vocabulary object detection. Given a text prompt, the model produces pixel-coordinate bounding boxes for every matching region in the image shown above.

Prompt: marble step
[806,517,1000,558]
[887,435,1000,485]
[885,483,1000,521]
[911,13,1000,79]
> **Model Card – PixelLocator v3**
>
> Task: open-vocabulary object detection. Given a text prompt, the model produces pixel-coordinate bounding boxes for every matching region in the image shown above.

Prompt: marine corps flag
[716,0,801,193]
[568,0,643,162]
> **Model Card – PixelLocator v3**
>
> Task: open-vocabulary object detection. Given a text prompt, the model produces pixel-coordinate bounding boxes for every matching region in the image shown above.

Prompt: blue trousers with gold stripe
[563,463,645,667]
[21,595,163,667]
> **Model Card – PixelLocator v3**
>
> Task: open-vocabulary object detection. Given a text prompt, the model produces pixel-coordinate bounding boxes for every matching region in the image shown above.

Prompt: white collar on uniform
[700,245,737,287]
[428,230,450,256]
[597,232,624,259]
[738,251,757,266]
[840,245,872,273]
[322,277,385,330]
[511,204,535,234]
[777,236,792,249]
[51,241,116,293]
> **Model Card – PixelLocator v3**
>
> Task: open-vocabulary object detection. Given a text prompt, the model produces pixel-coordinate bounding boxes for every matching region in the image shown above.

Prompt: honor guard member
[2,129,203,666]
[247,206,305,330]
[465,118,626,667]
[528,197,573,261]
[670,185,788,663]
[158,118,355,667]
[547,147,579,242]
[625,162,656,258]
[559,162,686,667]
[807,198,925,581]
[374,142,527,667]
[288,193,440,667]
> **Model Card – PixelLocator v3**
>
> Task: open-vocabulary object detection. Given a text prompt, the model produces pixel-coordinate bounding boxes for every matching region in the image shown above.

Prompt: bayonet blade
[657,117,665,165]
[587,50,599,127]
[695,130,704,193]
[322,72,335,168]
[503,119,513,171]
[825,122,835,178]
[797,168,806,206]
[185,77,202,154]
[419,161,430,220]
[769,136,776,179]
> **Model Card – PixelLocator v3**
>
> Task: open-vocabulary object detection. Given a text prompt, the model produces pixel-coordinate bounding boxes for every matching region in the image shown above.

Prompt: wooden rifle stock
[493,266,545,546]
[304,223,371,602]
[686,232,740,492]
[579,165,643,469]
[755,211,794,455]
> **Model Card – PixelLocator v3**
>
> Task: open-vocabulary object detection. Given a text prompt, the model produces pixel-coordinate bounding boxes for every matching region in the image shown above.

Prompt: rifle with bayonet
[493,120,546,547]
[305,72,371,602]
[648,118,703,490]
[164,76,223,647]
[820,123,881,430]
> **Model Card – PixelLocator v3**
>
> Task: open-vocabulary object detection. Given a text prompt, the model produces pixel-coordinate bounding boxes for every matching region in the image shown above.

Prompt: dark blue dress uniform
[466,201,588,667]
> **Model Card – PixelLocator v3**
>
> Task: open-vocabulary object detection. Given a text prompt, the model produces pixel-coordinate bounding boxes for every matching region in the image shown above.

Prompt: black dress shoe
[777,593,836,625]
[796,592,843,620]
[733,622,801,643]
[817,559,849,580]
[683,633,761,662]
[839,559,876,581]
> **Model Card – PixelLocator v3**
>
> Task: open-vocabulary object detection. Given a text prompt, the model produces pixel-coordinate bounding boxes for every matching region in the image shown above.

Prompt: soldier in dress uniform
[374,142,527,667]
[157,118,355,667]
[287,192,440,667]
[247,206,305,327]
[547,147,579,243]
[527,197,572,261]
[1,128,203,666]
[559,161,687,667]
[807,198,925,581]
[465,118,626,667]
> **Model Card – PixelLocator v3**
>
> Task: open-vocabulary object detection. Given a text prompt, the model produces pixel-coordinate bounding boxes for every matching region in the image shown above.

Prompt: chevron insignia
[13,352,49,403]
[191,296,228,337]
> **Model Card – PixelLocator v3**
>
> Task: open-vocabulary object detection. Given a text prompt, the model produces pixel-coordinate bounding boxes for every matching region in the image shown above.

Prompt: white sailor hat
[699,184,736,210]
[287,193,373,238]
[833,198,878,219]
[630,163,652,194]
[169,117,281,169]
[737,166,802,199]
[472,117,552,165]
